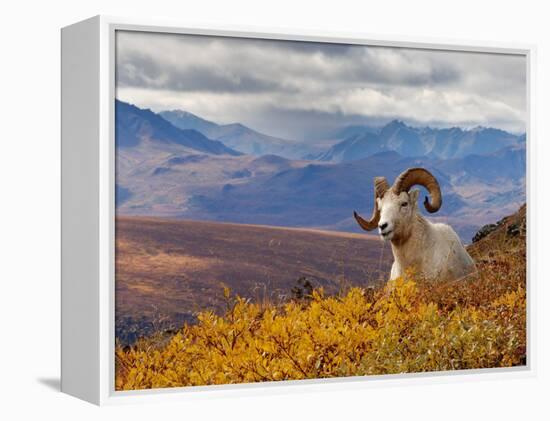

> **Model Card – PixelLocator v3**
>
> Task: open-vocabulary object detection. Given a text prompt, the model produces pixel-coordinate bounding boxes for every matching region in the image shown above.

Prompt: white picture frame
[61,15,535,405]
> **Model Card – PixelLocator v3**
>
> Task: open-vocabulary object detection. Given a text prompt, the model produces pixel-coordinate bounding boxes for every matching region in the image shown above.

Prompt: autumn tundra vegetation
[115,205,526,390]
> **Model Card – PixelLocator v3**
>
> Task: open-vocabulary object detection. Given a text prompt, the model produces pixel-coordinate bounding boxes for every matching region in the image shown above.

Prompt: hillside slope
[115,205,527,390]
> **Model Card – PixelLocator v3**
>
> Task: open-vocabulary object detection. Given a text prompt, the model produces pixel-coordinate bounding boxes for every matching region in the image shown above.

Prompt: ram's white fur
[377,189,475,281]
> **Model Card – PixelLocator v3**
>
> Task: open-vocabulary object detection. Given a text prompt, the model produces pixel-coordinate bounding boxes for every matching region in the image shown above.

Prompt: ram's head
[353,168,442,242]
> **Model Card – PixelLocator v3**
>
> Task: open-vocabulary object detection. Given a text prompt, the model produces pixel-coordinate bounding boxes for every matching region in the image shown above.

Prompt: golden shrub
[116,268,526,390]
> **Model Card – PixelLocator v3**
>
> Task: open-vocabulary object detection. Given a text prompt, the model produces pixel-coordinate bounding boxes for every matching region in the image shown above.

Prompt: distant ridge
[160,109,321,159]
[319,119,523,162]
[159,109,218,134]
[116,100,242,156]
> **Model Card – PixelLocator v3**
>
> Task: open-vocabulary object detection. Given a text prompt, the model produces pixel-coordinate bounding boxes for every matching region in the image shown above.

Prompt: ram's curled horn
[353,176,389,231]
[392,168,442,213]
[374,176,390,198]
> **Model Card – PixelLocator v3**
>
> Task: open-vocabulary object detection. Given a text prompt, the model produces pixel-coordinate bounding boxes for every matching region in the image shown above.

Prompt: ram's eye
[401,202,408,207]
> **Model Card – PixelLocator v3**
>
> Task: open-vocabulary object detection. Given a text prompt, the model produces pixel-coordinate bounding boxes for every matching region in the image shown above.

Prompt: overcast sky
[116,30,526,141]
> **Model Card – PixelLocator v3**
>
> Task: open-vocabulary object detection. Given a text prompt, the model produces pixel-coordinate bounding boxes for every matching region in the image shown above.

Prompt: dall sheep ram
[353,168,475,281]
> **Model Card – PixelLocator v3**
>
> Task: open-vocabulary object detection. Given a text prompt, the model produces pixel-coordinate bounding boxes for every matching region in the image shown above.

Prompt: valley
[115,216,391,344]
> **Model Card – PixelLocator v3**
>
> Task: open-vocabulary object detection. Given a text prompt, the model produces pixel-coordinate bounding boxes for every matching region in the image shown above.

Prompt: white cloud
[116,30,527,139]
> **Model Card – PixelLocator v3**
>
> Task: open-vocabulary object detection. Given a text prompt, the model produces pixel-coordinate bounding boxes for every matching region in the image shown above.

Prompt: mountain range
[115,100,526,242]
[160,109,323,159]
[116,100,241,156]
[318,120,522,162]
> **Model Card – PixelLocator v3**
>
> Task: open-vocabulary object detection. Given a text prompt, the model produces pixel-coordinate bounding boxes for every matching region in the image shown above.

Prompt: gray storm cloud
[115,30,526,140]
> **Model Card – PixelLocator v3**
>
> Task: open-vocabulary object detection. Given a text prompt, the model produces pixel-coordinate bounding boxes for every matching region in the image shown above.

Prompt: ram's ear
[409,189,420,206]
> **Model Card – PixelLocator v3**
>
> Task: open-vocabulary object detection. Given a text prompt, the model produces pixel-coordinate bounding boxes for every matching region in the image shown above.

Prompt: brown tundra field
[115,217,392,343]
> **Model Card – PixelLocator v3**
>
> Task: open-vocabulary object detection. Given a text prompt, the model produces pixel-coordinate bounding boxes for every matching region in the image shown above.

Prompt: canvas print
[114,30,527,391]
